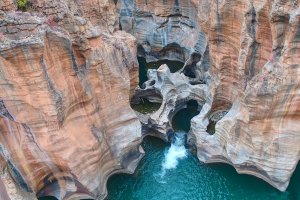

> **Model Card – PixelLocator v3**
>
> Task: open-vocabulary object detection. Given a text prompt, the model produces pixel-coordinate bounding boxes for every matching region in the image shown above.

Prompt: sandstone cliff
[0,0,299,199]
[192,0,300,191]
[0,1,142,199]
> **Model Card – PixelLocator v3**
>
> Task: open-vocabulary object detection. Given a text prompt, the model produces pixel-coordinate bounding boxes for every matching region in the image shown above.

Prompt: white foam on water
[155,132,187,182]
[162,138,187,170]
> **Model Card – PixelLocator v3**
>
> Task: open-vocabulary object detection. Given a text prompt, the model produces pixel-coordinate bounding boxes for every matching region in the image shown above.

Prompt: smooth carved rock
[132,64,207,140]
[0,0,300,199]
[187,0,300,192]
[118,0,207,63]
[0,8,142,200]
[128,0,300,193]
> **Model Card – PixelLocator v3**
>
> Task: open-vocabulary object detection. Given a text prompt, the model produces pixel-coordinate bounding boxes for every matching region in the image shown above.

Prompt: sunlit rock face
[0,2,142,199]
[0,0,300,199]
[189,0,300,192]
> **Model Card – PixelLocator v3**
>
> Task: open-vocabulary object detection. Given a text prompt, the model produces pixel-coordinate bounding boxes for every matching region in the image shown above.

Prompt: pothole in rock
[183,66,197,78]
[171,100,201,132]
[182,53,202,79]
[207,110,228,135]
[130,98,161,115]
[138,57,184,87]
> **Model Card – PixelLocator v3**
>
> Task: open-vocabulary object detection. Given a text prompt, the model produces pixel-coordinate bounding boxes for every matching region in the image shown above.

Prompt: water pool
[106,136,299,200]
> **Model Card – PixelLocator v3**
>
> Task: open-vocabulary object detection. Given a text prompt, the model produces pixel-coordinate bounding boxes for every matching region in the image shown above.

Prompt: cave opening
[182,53,202,79]
[207,119,216,135]
[171,99,201,132]
[183,65,197,78]
[137,57,184,87]
[206,98,232,135]
[207,110,229,135]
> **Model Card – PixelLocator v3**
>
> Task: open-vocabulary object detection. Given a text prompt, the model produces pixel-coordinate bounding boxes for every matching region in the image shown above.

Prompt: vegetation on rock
[16,0,38,12]
[17,0,30,11]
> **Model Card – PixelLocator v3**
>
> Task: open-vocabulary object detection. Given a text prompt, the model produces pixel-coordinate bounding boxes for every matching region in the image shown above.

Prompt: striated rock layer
[0,0,299,199]
[0,1,142,199]
[191,0,300,191]
[118,0,207,63]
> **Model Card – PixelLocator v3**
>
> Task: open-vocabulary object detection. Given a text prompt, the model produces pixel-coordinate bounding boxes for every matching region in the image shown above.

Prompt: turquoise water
[106,98,300,200]
[106,136,299,200]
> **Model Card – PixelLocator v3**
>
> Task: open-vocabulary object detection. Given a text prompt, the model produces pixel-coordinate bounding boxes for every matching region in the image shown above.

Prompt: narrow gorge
[0,0,299,199]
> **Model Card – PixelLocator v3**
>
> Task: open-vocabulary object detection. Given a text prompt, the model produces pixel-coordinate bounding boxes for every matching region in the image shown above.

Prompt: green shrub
[17,0,29,11]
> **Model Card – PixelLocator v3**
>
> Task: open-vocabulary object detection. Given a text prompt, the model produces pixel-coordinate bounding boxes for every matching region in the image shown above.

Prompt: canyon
[0,0,299,199]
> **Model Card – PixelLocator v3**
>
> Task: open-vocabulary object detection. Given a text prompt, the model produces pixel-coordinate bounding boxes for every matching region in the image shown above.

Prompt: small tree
[17,0,29,11]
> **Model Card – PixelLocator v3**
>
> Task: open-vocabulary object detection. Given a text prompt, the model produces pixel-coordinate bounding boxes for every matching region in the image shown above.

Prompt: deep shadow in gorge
[130,98,161,114]
[130,58,185,115]
[206,119,216,135]
[137,57,184,88]
[171,99,200,132]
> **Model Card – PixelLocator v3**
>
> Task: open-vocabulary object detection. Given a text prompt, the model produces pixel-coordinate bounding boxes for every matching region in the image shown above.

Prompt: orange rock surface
[0,3,142,199]
[0,0,299,199]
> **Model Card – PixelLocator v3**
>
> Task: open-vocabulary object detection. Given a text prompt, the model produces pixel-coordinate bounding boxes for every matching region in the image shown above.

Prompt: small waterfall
[162,132,187,170]
[155,132,187,182]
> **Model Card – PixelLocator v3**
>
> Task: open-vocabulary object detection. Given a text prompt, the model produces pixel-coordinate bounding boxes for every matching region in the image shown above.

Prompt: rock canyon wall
[0,1,142,199]
[119,0,300,192]
[0,0,299,199]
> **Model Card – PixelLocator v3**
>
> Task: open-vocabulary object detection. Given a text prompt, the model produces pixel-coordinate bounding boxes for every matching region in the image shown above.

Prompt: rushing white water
[156,132,187,181]
[162,133,187,170]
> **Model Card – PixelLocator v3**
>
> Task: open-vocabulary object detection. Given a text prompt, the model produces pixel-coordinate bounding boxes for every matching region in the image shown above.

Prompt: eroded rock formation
[0,1,142,199]
[121,0,300,193]
[191,0,300,191]
[0,0,299,199]
[118,0,207,63]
